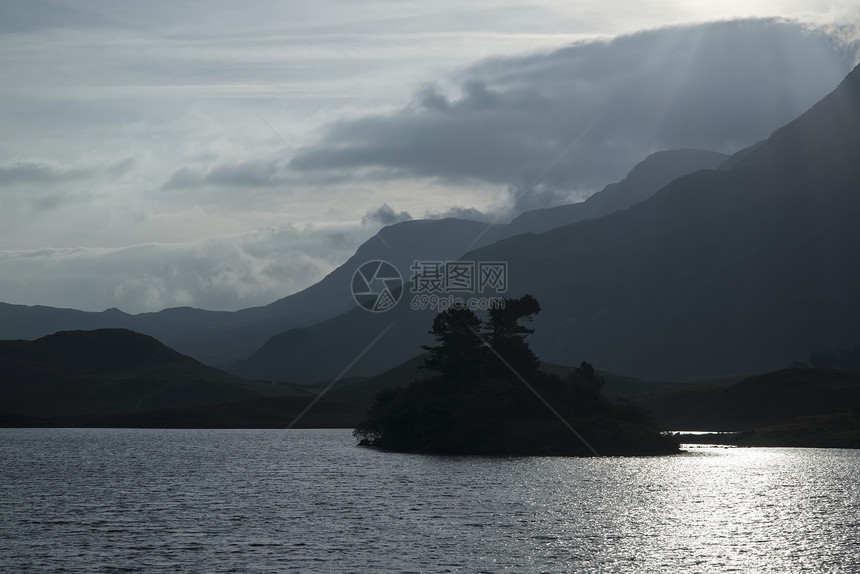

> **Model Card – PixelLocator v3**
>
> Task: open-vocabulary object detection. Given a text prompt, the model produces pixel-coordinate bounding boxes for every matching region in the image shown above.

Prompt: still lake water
[1,429,858,573]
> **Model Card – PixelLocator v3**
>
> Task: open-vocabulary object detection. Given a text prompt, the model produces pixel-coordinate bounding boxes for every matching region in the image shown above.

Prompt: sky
[1,1,859,313]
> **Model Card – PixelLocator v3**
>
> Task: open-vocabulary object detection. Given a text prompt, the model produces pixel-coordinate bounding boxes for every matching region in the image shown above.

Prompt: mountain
[505,148,727,235]
[0,329,307,419]
[0,218,502,365]
[227,149,731,383]
[476,63,860,378]
[729,63,860,183]
[0,147,723,369]
[238,63,860,383]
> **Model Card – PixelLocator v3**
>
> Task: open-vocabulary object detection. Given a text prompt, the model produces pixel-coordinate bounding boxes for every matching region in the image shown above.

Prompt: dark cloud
[412,83,451,112]
[162,160,288,190]
[0,161,90,185]
[0,1,113,33]
[29,191,92,213]
[107,157,136,178]
[504,181,584,216]
[361,203,413,226]
[294,19,858,210]
[162,167,201,190]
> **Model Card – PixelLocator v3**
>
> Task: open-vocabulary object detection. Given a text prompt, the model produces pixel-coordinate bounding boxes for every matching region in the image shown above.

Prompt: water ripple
[1,430,858,573]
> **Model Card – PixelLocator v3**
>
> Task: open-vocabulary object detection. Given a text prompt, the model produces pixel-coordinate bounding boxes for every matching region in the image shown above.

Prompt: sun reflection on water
[529,446,860,572]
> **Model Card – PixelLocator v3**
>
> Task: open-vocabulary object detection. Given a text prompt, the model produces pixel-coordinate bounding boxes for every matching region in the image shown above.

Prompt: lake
[1,428,858,573]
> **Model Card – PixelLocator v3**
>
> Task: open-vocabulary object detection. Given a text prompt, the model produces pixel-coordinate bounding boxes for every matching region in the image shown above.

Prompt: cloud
[503,181,588,217]
[361,203,413,226]
[0,161,103,216]
[412,83,451,112]
[294,19,859,213]
[162,159,292,190]
[29,190,94,213]
[0,225,374,314]
[0,1,113,33]
[0,161,91,185]
[3,7,860,314]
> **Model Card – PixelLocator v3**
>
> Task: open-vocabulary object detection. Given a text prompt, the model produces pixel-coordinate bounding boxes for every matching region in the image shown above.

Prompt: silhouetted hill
[0,329,308,419]
[7,328,194,371]
[486,63,860,378]
[636,368,860,431]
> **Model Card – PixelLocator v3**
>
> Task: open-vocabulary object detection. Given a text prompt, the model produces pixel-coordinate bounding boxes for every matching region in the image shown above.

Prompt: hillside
[0,329,307,419]
[482,62,860,378]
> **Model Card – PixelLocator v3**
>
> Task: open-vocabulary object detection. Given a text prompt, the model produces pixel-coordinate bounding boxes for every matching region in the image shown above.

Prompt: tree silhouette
[484,294,541,378]
[421,295,542,381]
[420,305,485,381]
[356,293,680,455]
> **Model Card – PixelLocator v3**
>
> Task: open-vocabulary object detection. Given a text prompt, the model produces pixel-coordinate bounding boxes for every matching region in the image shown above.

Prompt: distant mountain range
[0,219,504,365]
[2,64,860,388]
[3,328,857,441]
[226,148,730,383]
[0,146,726,373]
[233,63,860,382]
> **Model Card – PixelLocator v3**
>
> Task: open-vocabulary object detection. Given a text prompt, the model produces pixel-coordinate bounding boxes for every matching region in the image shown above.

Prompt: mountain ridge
[233,63,860,382]
[0,148,725,369]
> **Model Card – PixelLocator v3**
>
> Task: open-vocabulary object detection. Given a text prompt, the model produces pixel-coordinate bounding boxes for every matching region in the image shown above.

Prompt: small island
[354,295,679,456]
